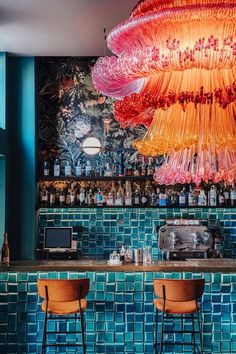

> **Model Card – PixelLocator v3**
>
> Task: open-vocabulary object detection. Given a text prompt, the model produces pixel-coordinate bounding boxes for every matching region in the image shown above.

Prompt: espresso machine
[158,219,216,260]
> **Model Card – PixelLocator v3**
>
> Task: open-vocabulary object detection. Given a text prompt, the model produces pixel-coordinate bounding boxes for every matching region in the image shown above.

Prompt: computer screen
[44,227,72,249]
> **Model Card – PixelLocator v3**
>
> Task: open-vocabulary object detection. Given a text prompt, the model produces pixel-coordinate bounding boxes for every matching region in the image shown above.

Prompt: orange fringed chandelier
[92,0,236,185]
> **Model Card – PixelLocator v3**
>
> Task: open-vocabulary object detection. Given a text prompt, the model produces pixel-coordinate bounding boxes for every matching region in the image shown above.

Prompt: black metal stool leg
[197,309,203,354]
[191,313,196,354]
[154,309,158,353]
[80,311,86,354]
[159,311,165,354]
[41,313,48,354]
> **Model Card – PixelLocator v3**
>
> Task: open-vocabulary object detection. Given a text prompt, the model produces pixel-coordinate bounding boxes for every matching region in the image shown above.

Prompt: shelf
[38,205,236,209]
[38,176,153,181]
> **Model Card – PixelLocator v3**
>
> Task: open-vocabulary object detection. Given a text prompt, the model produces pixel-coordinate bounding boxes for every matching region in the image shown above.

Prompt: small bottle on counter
[53,159,60,177]
[120,244,126,262]
[43,160,50,176]
[1,233,10,266]
[65,161,72,177]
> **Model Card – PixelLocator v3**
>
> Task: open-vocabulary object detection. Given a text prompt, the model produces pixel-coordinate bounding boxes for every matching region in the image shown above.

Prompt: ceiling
[0,0,137,56]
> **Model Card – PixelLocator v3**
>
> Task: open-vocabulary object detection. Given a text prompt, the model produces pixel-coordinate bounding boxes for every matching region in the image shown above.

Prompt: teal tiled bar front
[1,269,236,353]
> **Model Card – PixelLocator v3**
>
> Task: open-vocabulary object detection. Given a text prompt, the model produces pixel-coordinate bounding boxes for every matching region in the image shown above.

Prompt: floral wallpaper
[37,57,147,175]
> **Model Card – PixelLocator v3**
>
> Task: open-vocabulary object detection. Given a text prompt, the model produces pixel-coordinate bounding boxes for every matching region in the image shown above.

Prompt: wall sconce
[82,137,102,155]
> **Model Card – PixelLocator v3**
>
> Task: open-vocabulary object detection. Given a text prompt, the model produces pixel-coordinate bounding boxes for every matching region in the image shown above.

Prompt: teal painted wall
[8,56,36,259]
[0,53,7,248]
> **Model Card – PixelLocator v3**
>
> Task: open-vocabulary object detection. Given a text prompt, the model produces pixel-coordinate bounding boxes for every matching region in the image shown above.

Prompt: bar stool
[37,278,90,354]
[153,278,205,354]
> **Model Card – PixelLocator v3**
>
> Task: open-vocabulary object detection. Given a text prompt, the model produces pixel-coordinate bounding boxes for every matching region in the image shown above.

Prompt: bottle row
[41,156,157,178]
[39,180,236,208]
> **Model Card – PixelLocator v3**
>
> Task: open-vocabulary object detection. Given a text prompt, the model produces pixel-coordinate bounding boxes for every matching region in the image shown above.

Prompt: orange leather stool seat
[153,278,205,354]
[37,278,90,354]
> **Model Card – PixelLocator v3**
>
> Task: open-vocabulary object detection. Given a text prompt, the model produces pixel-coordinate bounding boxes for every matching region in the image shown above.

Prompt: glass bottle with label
[75,160,82,177]
[125,155,133,177]
[104,162,112,177]
[113,160,118,177]
[79,187,86,206]
[230,184,236,207]
[223,183,230,206]
[43,160,50,176]
[124,181,132,206]
[147,157,154,176]
[53,159,60,177]
[40,185,48,206]
[106,192,114,206]
[1,233,9,266]
[218,189,225,207]
[70,188,76,205]
[49,185,56,205]
[209,185,217,207]
[141,157,147,177]
[59,189,65,206]
[96,189,103,206]
[85,160,92,177]
[198,189,207,206]
[133,156,140,177]
[118,154,124,177]
[179,187,187,206]
[65,161,72,177]
[159,190,167,206]
[133,186,141,206]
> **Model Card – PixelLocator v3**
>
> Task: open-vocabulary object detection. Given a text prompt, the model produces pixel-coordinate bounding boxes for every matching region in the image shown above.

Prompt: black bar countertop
[0,258,236,273]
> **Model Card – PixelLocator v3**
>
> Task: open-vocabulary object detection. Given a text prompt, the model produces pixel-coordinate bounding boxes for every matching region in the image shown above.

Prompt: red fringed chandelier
[92,0,236,185]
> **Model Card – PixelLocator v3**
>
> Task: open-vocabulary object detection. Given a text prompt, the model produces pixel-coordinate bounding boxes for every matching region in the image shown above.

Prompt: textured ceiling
[0,0,137,56]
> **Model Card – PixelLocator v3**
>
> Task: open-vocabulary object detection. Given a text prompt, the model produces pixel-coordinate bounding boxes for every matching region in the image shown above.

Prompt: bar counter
[1,258,236,272]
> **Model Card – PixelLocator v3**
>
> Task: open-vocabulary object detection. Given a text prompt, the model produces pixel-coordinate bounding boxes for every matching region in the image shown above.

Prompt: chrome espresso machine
[158,219,221,260]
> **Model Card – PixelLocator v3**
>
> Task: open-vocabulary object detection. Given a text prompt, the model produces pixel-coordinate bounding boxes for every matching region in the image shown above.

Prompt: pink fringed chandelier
[92,0,236,185]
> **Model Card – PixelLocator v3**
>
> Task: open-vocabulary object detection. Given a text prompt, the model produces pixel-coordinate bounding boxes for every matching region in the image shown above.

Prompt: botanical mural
[37,57,147,175]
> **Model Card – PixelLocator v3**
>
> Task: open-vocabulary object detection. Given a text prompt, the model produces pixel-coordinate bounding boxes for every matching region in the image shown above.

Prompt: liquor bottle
[87,189,94,206]
[43,160,50,176]
[85,160,92,177]
[95,158,101,177]
[75,160,82,177]
[150,191,156,206]
[59,189,65,206]
[209,185,217,207]
[179,187,187,206]
[40,185,48,206]
[125,155,133,177]
[230,184,236,207]
[106,192,114,206]
[188,186,194,206]
[49,185,56,205]
[198,189,207,206]
[120,244,126,262]
[66,188,71,205]
[65,161,72,177]
[104,162,112,177]
[1,233,9,266]
[125,181,132,206]
[115,191,123,206]
[113,160,118,177]
[155,188,160,206]
[133,156,140,177]
[79,187,86,206]
[53,159,60,177]
[218,189,225,207]
[118,154,124,177]
[133,186,141,206]
[223,183,230,206]
[141,188,149,206]
[170,190,179,206]
[70,188,76,205]
[96,189,103,206]
[117,182,125,203]
[141,157,147,177]
[159,190,167,206]
[147,157,154,176]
